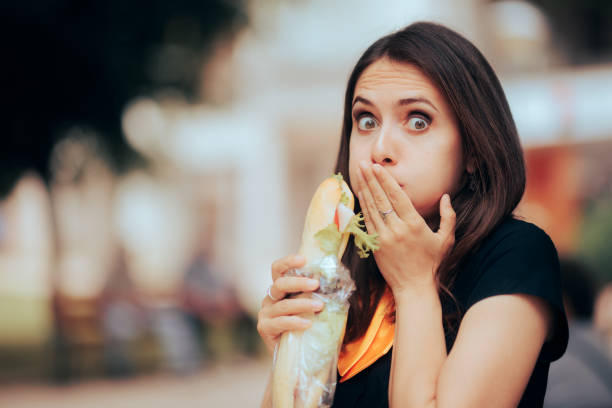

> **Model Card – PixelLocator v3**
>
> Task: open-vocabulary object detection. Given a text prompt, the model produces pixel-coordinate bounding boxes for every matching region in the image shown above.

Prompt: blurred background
[1,0,611,406]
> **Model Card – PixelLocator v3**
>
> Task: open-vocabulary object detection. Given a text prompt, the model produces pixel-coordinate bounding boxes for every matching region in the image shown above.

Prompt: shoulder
[477,216,557,263]
[460,215,568,361]
[465,215,561,297]
[464,216,560,283]
[492,215,551,238]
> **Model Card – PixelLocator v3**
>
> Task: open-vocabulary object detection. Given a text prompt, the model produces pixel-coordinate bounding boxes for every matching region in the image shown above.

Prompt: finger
[268,276,319,301]
[437,193,456,244]
[357,178,384,233]
[271,254,307,281]
[357,191,376,235]
[267,297,324,318]
[259,315,313,338]
[354,166,368,201]
[372,163,418,220]
[359,162,395,220]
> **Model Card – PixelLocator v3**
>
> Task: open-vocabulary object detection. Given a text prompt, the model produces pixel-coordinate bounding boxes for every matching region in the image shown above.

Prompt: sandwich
[272,173,379,408]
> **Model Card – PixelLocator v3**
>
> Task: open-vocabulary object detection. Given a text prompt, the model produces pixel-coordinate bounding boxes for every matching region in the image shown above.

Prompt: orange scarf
[337,288,395,382]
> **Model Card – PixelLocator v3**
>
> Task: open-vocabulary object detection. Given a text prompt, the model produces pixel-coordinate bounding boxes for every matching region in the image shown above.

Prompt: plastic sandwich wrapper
[271,255,355,408]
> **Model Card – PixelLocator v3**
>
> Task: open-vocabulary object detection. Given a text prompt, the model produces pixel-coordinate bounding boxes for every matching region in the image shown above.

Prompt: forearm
[389,286,447,408]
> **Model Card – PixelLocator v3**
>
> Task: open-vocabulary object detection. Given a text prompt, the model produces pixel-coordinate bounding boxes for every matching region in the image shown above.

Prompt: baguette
[272,173,378,408]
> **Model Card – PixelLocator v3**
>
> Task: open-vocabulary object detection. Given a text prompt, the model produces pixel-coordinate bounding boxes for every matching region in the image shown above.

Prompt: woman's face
[349,57,466,222]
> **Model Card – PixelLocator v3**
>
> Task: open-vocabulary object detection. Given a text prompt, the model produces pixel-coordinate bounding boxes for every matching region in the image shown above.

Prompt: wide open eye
[407,116,429,131]
[357,115,378,131]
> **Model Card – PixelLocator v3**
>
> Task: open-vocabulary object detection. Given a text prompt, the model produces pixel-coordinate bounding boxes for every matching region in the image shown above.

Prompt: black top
[332,216,569,408]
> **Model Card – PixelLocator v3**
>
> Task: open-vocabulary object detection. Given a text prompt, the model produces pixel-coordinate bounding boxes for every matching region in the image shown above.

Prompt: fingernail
[307,279,319,289]
[372,163,381,172]
[360,160,368,170]
[294,255,305,263]
[312,300,324,309]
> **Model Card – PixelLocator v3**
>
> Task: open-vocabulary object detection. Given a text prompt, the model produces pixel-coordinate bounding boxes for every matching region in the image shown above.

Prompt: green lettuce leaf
[345,212,380,258]
[314,223,342,256]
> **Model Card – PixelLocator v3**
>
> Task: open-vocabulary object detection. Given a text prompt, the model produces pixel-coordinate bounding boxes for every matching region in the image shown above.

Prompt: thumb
[437,194,456,240]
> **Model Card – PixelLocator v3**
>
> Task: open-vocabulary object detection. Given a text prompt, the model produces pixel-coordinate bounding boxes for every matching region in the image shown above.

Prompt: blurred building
[2,0,612,387]
[120,0,612,311]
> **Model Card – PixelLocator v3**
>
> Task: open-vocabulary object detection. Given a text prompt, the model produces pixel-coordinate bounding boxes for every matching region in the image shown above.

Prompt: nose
[370,125,397,166]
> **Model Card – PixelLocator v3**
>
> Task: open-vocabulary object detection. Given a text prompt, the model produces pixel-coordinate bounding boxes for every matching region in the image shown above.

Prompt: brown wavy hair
[335,22,526,345]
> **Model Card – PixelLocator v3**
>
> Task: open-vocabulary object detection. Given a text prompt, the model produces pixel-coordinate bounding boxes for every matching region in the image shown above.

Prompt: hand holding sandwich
[258,255,323,354]
[258,173,379,408]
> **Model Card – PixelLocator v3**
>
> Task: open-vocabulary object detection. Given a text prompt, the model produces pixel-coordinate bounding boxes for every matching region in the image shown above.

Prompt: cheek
[427,127,464,185]
[447,136,466,190]
[410,134,464,215]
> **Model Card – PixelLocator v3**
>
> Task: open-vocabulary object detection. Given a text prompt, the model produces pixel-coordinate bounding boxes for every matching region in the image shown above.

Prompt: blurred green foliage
[1,0,247,198]
[577,197,612,286]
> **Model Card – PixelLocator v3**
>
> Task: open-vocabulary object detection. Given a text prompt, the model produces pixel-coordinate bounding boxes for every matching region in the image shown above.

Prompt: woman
[258,22,568,408]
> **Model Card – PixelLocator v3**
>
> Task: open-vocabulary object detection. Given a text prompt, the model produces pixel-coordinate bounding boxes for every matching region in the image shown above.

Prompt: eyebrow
[352,96,439,113]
